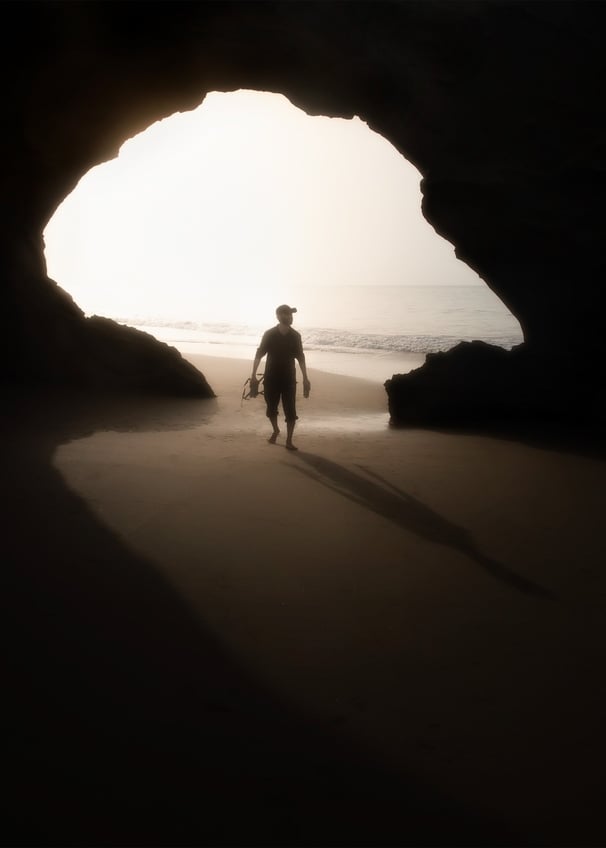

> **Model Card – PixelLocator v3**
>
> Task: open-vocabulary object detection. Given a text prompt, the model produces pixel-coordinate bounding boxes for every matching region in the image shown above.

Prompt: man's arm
[296,338,311,397]
[251,333,268,381]
[296,353,309,382]
[251,352,263,381]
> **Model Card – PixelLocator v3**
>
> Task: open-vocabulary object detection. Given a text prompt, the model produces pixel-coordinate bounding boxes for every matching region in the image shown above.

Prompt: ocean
[113,284,523,383]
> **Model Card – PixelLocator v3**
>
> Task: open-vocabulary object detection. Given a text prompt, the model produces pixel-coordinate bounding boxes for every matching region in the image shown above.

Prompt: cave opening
[43,89,522,382]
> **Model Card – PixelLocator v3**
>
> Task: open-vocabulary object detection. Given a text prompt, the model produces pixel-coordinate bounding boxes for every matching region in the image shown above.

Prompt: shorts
[264,378,297,423]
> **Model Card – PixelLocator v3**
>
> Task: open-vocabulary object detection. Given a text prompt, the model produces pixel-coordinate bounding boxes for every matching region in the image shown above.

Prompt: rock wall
[3,1,605,415]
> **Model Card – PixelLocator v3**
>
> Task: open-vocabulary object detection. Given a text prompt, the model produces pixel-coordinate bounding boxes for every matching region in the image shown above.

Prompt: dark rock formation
[76,316,215,396]
[7,265,213,395]
[3,0,606,414]
[385,340,606,429]
[387,341,524,427]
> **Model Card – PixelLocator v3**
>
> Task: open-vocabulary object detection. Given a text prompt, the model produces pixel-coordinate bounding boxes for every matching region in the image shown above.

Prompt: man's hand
[303,378,311,398]
[249,376,259,398]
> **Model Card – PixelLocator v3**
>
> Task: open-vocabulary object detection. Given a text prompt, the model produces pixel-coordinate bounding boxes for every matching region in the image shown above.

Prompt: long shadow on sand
[2,390,520,847]
[289,452,553,600]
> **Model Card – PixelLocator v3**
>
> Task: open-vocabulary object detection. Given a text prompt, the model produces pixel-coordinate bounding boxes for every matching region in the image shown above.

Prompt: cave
[5,0,605,426]
[4,4,606,846]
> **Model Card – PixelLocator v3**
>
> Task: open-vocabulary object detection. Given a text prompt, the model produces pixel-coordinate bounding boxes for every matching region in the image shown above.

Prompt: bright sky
[43,89,482,324]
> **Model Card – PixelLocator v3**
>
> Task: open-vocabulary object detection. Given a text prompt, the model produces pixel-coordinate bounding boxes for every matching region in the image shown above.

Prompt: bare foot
[285,442,298,451]
[268,431,279,444]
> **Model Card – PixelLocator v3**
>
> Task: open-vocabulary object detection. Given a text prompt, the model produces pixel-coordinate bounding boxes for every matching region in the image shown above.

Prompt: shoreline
[180,352,396,435]
[173,339,427,384]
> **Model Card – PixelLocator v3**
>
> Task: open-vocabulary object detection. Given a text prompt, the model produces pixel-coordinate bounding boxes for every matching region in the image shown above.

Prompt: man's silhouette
[251,304,311,450]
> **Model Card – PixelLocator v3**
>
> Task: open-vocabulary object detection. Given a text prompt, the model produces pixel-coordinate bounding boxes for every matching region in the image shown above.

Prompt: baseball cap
[276,304,297,314]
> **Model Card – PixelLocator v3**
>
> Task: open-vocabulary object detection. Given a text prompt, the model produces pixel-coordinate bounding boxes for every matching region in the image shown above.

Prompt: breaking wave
[110,316,522,355]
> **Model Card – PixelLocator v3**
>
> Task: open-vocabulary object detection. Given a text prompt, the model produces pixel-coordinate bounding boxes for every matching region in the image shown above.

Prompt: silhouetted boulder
[4,265,213,395]
[76,316,215,396]
[385,340,605,428]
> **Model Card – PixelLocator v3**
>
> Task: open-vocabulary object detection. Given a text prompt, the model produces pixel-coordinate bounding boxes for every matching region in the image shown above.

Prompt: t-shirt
[256,325,304,382]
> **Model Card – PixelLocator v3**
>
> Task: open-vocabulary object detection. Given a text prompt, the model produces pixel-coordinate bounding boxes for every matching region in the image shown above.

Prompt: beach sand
[5,353,606,845]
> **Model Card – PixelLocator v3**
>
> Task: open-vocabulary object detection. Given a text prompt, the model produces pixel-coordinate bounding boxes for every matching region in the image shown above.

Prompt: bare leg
[285,420,297,450]
[268,414,280,444]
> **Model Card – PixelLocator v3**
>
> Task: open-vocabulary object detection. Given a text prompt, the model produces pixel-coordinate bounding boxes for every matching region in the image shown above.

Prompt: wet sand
[4,355,606,845]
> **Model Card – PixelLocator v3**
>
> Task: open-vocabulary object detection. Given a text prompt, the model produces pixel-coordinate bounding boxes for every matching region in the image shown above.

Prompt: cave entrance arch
[43,89,522,384]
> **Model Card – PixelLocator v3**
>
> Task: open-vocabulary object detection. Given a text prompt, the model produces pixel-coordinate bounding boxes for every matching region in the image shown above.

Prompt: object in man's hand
[249,378,259,398]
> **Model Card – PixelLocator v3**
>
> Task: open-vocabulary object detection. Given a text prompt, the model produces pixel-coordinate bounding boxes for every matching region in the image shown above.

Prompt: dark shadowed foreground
[4,360,606,847]
[2,391,511,848]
